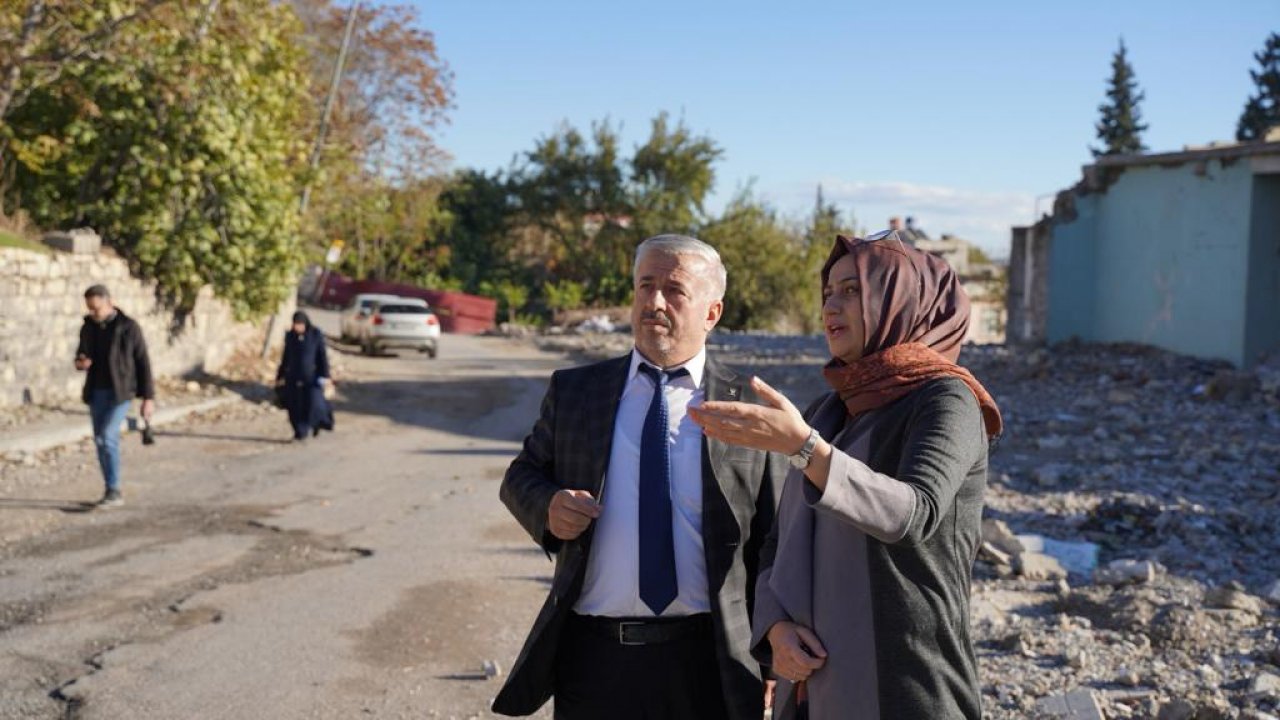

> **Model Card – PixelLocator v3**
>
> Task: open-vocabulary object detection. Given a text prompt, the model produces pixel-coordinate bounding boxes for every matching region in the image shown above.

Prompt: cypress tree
[1236,32,1280,142]
[1092,39,1148,157]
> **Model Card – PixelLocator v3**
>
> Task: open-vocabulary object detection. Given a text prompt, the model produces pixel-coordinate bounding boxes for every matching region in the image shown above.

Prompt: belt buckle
[618,621,645,646]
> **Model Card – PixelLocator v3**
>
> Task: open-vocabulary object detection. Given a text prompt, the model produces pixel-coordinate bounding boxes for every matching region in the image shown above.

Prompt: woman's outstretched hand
[689,376,810,455]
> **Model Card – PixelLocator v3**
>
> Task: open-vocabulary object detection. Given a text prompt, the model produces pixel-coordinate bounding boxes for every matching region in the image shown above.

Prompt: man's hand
[764,679,776,710]
[766,621,827,683]
[74,354,91,371]
[140,398,155,422]
[547,489,601,541]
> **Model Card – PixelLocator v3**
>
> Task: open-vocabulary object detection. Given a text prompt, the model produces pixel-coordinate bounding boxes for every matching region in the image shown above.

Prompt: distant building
[915,234,973,276]
[1006,225,1049,345]
[962,263,1008,346]
[1010,134,1280,367]
[897,222,1006,344]
[889,216,931,246]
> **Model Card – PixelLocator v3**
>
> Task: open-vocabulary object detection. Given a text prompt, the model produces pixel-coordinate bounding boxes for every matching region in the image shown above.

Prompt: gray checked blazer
[492,352,787,719]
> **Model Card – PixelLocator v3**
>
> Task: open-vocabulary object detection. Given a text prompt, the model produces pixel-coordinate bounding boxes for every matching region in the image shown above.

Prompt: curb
[0,396,241,456]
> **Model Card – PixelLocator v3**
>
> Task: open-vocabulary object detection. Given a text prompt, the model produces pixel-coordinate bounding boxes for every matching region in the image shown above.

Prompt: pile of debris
[966,342,1280,719]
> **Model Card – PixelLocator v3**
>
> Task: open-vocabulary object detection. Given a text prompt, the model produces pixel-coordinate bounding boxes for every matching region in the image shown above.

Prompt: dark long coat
[276,325,333,434]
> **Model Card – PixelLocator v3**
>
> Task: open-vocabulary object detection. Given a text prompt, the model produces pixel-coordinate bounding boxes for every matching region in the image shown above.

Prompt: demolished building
[1009,134,1280,367]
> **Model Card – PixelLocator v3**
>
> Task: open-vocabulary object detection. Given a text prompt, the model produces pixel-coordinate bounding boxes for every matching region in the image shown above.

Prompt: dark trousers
[553,613,729,720]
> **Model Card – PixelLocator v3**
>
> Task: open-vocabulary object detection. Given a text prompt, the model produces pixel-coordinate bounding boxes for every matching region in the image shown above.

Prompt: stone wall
[0,245,265,408]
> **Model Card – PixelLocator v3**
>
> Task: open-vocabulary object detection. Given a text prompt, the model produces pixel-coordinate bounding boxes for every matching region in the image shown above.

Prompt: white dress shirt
[574,347,710,617]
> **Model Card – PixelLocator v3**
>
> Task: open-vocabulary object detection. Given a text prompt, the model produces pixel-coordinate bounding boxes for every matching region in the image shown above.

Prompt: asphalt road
[0,310,563,719]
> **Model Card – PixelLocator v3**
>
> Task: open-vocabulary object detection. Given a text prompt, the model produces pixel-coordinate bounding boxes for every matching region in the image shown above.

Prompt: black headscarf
[292,311,311,328]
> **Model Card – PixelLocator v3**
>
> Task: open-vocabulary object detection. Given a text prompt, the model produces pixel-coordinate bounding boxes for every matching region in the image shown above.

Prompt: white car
[358,298,440,358]
[340,293,400,343]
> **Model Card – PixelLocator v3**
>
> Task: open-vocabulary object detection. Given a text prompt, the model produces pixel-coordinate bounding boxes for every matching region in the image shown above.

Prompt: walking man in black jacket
[74,285,155,508]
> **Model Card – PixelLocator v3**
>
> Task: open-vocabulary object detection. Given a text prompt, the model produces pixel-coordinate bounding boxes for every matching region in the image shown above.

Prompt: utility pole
[300,1,359,216]
[261,1,360,357]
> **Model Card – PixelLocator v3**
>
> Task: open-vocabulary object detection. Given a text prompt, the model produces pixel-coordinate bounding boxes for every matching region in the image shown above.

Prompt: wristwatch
[789,427,821,469]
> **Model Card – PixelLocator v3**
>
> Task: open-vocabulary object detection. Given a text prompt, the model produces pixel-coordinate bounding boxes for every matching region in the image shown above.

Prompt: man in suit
[494,234,787,719]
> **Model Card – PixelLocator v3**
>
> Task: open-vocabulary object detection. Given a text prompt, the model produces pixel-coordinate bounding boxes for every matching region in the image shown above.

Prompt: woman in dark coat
[690,230,1003,719]
[276,311,335,441]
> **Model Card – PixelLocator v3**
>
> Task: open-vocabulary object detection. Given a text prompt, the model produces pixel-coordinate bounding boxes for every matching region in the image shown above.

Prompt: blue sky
[409,0,1274,258]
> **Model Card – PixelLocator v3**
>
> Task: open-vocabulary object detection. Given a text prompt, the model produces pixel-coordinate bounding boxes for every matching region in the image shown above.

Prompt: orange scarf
[823,342,1003,440]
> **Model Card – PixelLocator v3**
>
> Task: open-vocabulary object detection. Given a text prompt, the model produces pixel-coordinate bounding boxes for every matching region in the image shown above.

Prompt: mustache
[640,310,673,329]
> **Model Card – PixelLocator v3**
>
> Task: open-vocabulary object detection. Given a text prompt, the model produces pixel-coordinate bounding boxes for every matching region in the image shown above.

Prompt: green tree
[435,169,517,292]
[630,112,722,238]
[485,279,529,324]
[3,0,313,317]
[330,113,723,321]
[1092,39,1148,158]
[543,279,586,314]
[324,176,451,287]
[505,114,721,308]
[799,185,855,332]
[512,120,632,304]
[0,0,172,126]
[1237,32,1280,142]
[701,192,811,332]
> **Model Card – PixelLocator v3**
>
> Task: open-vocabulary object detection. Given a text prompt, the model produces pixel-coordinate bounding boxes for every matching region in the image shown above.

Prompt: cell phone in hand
[141,420,156,446]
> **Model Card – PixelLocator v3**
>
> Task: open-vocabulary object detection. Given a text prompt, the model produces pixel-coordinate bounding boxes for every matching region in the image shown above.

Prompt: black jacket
[78,309,155,405]
[493,353,786,719]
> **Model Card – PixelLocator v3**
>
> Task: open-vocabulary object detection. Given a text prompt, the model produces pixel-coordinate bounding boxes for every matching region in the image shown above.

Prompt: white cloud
[768,179,1039,260]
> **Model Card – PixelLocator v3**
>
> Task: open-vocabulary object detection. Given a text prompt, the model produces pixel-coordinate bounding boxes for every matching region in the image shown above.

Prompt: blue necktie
[637,363,688,615]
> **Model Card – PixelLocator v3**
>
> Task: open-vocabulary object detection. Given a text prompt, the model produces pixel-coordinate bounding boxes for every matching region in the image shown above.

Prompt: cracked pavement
[0,312,561,719]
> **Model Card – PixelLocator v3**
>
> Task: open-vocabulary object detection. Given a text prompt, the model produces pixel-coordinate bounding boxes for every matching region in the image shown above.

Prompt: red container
[315,273,497,334]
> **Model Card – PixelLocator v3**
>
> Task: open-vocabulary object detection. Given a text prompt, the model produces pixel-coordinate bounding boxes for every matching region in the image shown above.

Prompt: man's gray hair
[633,234,727,301]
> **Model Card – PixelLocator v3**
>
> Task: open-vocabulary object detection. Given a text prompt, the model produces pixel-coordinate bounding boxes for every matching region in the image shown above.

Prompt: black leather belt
[571,613,712,646]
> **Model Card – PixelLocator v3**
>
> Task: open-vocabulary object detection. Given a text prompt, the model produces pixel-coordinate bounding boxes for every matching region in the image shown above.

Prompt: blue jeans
[89,389,131,492]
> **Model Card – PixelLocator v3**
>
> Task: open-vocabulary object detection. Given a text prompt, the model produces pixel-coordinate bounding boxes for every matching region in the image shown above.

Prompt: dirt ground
[0,319,562,720]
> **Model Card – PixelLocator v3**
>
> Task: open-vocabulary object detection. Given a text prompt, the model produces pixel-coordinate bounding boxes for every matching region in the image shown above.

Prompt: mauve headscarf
[819,231,1003,440]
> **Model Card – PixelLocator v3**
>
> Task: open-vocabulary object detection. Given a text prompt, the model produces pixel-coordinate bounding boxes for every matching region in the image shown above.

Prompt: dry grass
[0,211,47,253]
[0,229,46,253]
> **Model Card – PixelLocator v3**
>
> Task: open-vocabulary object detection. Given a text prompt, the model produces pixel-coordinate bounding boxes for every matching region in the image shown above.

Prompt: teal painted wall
[1245,174,1280,365]
[1046,195,1098,343]
[1048,160,1256,365]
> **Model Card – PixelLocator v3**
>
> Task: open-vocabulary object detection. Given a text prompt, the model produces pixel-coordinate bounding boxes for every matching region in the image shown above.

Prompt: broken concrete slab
[1034,688,1104,719]
[1095,558,1158,586]
[1016,551,1068,581]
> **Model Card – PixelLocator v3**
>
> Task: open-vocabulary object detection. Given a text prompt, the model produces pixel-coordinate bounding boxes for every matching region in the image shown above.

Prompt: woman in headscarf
[276,311,335,441]
[689,230,1002,719]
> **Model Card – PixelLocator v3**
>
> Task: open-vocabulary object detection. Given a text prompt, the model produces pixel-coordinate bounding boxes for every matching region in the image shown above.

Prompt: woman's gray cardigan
[751,377,989,719]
